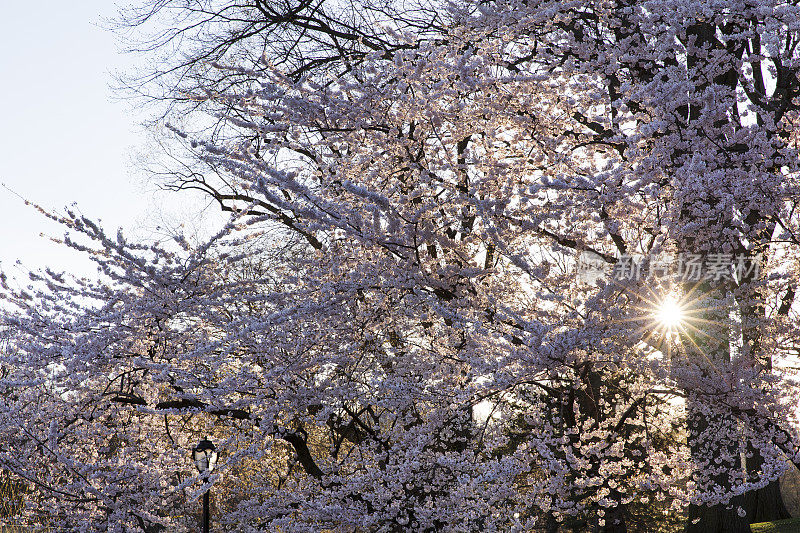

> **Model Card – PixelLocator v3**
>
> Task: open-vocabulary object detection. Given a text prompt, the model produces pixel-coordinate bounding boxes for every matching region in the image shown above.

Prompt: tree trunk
[600,505,627,533]
[743,452,791,523]
[544,512,559,533]
[679,277,749,533]
[685,499,751,533]
[737,250,792,524]
[684,406,752,533]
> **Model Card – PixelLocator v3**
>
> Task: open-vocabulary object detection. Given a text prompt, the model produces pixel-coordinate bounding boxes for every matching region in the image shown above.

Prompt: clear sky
[0,2,213,280]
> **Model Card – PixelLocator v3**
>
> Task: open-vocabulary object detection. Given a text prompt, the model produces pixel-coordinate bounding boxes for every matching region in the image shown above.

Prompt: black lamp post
[192,437,217,533]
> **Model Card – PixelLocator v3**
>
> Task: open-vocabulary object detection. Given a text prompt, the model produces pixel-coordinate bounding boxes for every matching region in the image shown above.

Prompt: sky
[0,1,213,281]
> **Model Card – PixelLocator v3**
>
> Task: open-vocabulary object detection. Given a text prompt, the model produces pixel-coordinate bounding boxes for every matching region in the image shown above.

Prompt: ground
[752,517,800,532]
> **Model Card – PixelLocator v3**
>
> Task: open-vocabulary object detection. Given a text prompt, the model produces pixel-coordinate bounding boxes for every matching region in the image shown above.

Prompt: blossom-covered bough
[2,0,800,531]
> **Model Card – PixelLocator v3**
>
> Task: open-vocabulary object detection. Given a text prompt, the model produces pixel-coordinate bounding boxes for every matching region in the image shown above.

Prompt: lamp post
[192,437,217,533]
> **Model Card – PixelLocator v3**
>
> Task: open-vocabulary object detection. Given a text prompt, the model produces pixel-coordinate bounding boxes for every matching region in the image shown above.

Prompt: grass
[751,517,800,533]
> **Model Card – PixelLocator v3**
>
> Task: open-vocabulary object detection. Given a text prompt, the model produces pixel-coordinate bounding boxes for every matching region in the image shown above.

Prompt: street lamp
[192,437,217,533]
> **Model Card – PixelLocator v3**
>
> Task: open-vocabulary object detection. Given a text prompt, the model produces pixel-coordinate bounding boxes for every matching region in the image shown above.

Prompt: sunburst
[654,293,685,332]
[631,283,730,374]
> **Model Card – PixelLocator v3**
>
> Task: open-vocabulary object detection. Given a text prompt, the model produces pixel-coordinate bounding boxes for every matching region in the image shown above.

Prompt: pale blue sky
[0,2,213,279]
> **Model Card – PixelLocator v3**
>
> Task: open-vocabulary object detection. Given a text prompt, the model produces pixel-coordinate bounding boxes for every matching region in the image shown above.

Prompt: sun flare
[655,294,684,330]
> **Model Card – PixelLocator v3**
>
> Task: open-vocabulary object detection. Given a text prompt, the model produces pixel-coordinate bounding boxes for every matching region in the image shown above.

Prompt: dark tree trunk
[599,505,627,533]
[743,453,791,523]
[544,512,560,533]
[685,498,751,533]
[743,480,790,524]
[683,385,750,533]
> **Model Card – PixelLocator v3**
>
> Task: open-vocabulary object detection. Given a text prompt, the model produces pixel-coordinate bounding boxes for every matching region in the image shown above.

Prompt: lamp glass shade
[192,438,217,476]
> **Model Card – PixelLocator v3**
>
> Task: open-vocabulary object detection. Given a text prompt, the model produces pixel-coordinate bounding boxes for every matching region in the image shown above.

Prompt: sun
[655,293,685,331]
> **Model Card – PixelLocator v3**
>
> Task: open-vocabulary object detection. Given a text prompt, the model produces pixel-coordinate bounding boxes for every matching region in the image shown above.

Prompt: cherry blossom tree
[3,0,800,531]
